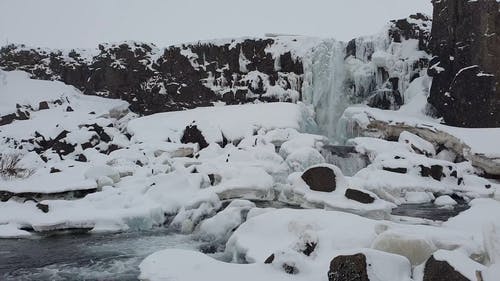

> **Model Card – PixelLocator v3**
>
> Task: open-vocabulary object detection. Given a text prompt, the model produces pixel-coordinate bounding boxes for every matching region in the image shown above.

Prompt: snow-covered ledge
[339,106,500,177]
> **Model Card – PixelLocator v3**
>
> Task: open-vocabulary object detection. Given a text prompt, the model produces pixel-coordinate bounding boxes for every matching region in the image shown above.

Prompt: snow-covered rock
[434,195,458,207]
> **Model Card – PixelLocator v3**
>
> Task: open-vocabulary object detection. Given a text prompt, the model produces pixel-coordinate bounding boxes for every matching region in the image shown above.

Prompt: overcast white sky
[0,0,432,49]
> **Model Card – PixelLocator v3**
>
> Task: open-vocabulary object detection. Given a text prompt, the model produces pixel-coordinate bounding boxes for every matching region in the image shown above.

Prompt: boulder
[419,165,444,181]
[328,253,369,281]
[38,101,49,110]
[345,189,375,204]
[36,203,49,213]
[181,124,209,150]
[301,165,345,193]
[286,147,326,172]
[398,131,436,157]
[423,256,471,281]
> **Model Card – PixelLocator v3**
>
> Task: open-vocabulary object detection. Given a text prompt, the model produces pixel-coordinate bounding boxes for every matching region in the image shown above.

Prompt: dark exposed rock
[208,173,222,186]
[75,154,87,162]
[345,189,375,204]
[428,0,500,127]
[50,167,61,173]
[38,101,49,110]
[328,253,369,281]
[36,203,49,213]
[389,13,432,52]
[301,166,337,192]
[0,39,304,115]
[367,88,403,110]
[423,256,470,281]
[302,242,317,256]
[383,167,408,174]
[419,165,444,181]
[0,188,98,202]
[181,123,209,149]
[264,254,275,264]
[33,130,76,158]
[0,113,17,126]
[282,263,299,275]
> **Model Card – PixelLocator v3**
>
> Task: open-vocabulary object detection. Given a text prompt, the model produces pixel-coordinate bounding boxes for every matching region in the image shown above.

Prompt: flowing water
[0,229,201,281]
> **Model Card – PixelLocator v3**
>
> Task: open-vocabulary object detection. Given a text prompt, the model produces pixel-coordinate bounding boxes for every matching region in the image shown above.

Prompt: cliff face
[0,15,431,118]
[0,39,304,115]
[428,0,500,127]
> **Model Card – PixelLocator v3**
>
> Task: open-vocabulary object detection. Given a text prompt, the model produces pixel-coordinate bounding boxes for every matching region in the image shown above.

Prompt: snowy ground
[1,68,500,281]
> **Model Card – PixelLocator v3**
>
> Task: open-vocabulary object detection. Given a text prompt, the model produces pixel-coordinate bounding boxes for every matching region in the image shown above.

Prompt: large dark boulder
[301,166,337,192]
[345,189,375,204]
[423,256,471,281]
[328,253,369,281]
[181,124,209,150]
[428,0,500,127]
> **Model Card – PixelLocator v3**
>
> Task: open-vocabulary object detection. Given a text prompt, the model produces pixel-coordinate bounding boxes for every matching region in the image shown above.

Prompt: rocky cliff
[428,0,500,127]
[0,15,431,118]
[0,39,304,115]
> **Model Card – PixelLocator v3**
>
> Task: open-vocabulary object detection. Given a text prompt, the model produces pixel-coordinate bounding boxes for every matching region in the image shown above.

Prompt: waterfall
[302,39,350,142]
[301,29,428,144]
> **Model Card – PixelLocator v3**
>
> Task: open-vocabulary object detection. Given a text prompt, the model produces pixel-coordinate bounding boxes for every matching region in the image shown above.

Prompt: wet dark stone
[50,167,61,173]
[419,165,444,181]
[328,253,369,281]
[105,144,121,154]
[282,263,299,275]
[208,174,221,186]
[423,256,470,281]
[301,166,337,192]
[383,167,408,174]
[345,189,375,204]
[181,124,209,150]
[75,154,87,162]
[0,113,16,126]
[38,101,49,110]
[264,254,275,264]
[36,203,49,213]
[302,242,317,256]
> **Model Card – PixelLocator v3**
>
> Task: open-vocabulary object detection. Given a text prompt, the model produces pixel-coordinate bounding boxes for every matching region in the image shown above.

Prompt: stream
[0,202,469,281]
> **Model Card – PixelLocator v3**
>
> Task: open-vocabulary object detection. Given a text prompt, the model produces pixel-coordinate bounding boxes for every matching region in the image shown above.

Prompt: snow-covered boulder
[196,199,255,242]
[300,164,347,193]
[285,147,326,173]
[84,165,120,187]
[434,195,458,207]
[281,165,394,219]
[278,133,327,159]
[372,229,437,265]
[398,131,436,157]
[328,249,412,281]
[225,209,382,264]
[417,250,486,281]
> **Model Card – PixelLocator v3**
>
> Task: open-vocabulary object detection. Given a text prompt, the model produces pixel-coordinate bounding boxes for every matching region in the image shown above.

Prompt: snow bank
[128,102,315,144]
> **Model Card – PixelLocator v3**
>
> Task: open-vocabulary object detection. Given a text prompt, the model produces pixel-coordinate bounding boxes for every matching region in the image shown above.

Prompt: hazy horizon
[0,0,432,49]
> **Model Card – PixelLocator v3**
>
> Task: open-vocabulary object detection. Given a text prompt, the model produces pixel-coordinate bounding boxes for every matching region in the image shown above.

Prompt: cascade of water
[302,39,349,142]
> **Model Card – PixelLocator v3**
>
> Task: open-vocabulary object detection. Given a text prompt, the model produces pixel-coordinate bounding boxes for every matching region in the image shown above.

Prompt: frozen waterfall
[302,39,349,141]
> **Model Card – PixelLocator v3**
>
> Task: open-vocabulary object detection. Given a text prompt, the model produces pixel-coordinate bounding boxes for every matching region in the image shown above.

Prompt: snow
[0,14,499,278]
[340,104,500,159]
[128,102,314,144]
[225,209,380,264]
[444,199,500,245]
[434,195,457,206]
[0,223,32,238]
[0,165,97,194]
[0,70,77,116]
